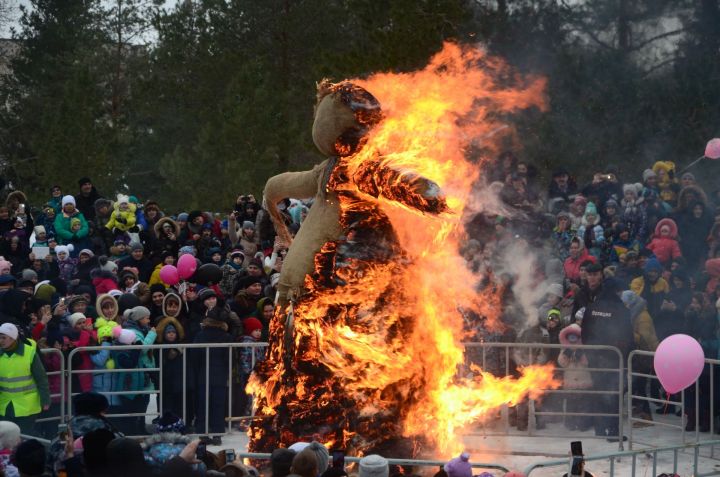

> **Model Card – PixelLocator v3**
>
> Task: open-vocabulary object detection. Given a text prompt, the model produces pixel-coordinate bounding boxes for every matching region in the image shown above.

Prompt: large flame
[250,42,558,456]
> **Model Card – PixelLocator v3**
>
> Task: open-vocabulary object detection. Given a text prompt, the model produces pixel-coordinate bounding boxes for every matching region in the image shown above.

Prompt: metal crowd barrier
[237,452,511,474]
[66,342,269,437]
[37,348,65,425]
[628,350,720,452]
[463,342,625,449]
[524,439,720,476]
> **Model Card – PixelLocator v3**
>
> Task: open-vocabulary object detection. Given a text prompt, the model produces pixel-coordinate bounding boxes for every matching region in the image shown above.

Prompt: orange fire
[250,42,559,457]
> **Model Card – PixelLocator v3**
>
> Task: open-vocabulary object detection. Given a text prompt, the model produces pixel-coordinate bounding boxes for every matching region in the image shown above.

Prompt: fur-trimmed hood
[162,292,182,318]
[96,293,119,320]
[141,432,190,450]
[155,316,185,343]
[153,217,180,238]
[5,190,27,208]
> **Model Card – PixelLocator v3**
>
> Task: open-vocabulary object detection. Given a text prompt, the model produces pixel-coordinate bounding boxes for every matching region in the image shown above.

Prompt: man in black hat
[577,264,634,441]
[74,177,103,222]
[548,167,578,202]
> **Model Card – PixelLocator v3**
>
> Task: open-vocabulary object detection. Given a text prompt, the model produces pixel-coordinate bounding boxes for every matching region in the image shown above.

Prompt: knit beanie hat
[584,202,598,216]
[444,453,472,477]
[681,172,696,182]
[242,220,255,229]
[643,169,657,182]
[56,244,73,256]
[271,448,297,477]
[573,195,587,208]
[61,195,76,207]
[129,242,144,252]
[69,312,87,328]
[178,245,195,257]
[644,258,663,274]
[152,411,186,434]
[546,283,564,298]
[128,306,151,322]
[0,421,21,449]
[289,442,310,453]
[605,198,619,209]
[243,317,263,336]
[177,212,189,222]
[21,269,38,282]
[79,249,94,258]
[163,323,177,338]
[33,225,46,236]
[623,183,642,196]
[306,441,330,473]
[71,217,81,228]
[359,455,389,477]
[0,323,19,341]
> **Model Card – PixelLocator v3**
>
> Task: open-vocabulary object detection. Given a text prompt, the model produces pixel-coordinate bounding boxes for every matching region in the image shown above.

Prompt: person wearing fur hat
[54,195,89,252]
[620,183,647,242]
[189,305,232,442]
[576,202,605,260]
[143,200,162,228]
[156,316,185,418]
[152,217,180,260]
[557,324,592,431]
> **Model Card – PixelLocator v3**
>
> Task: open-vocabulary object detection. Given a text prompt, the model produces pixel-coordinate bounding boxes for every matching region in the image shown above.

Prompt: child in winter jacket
[90,318,118,395]
[105,195,137,234]
[557,324,592,431]
[234,317,266,427]
[56,244,77,283]
[68,313,95,393]
[646,218,682,267]
[576,202,605,260]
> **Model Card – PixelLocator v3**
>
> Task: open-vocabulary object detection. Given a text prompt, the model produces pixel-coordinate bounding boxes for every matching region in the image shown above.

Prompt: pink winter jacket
[646,218,681,266]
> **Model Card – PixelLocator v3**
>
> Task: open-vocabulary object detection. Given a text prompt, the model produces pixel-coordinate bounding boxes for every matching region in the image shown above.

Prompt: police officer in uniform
[0,323,50,434]
[578,263,634,442]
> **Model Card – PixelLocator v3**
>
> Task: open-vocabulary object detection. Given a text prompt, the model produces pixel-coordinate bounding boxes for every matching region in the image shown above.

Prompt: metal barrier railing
[463,342,625,449]
[237,452,511,474]
[628,350,720,452]
[524,439,720,476]
[66,342,268,437]
[37,348,65,425]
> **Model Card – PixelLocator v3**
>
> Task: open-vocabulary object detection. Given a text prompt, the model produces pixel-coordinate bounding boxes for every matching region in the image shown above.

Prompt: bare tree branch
[631,27,687,51]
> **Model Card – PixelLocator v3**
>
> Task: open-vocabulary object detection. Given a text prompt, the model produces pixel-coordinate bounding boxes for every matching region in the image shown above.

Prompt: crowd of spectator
[0,153,719,476]
[468,154,720,438]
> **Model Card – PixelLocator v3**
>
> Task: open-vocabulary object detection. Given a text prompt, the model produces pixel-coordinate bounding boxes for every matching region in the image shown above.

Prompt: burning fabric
[251,42,559,456]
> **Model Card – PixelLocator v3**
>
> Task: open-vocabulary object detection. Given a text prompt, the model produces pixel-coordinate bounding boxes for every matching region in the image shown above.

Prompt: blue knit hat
[644,257,663,273]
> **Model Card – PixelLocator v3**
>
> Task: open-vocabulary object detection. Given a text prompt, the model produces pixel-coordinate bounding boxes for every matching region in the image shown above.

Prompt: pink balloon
[705,138,720,160]
[159,265,179,286]
[177,253,197,280]
[654,334,705,394]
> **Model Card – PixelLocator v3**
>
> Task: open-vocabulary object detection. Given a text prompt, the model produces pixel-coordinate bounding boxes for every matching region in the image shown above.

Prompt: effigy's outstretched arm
[263,160,327,245]
[352,159,449,214]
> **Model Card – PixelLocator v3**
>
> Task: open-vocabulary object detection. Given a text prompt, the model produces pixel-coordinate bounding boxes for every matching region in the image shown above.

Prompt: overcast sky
[1,0,177,38]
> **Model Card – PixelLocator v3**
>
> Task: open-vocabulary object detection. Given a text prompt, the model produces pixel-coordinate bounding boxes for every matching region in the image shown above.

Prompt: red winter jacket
[563,250,596,282]
[646,218,682,265]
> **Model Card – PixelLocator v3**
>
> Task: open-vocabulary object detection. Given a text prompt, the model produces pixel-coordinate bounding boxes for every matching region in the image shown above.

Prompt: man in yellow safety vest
[0,323,50,434]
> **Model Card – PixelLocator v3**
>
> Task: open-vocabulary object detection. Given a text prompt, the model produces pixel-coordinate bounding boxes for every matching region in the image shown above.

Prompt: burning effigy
[250,42,559,457]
